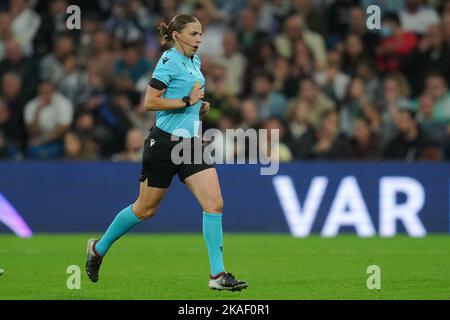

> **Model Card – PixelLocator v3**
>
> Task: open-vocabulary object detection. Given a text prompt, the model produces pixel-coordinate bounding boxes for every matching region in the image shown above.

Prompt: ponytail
[157,22,171,46]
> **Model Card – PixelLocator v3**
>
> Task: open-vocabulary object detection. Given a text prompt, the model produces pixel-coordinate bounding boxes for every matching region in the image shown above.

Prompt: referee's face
[178,22,202,56]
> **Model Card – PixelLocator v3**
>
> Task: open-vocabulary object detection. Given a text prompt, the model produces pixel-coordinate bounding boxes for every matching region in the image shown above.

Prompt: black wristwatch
[182,96,191,107]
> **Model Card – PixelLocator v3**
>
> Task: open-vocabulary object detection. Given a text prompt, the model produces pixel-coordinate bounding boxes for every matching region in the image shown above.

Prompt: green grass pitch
[0,234,449,300]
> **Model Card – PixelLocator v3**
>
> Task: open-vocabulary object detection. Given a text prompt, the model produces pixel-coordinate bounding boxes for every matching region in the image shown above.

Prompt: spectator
[85,29,118,85]
[112,127,144,162]
[269,0,292,35]
[33,0,70,58]
[114,41,151,99]
[378,73,412,141]
[1,71,27,150]
[290,0,328,36]
[443,14,450,47]
[236,8,268,57]
[341,33,369,77]
[9,0,41,57]
[401,24,450,95]
[294,77,336,128]
[63,131,99,161]
[45,0,69,33]
[259,116,293,162]
[441,0,450,17]
[287,101,313,144]
[197,0,247,23]
[246,0,275,33]
[203,62,235,126]
[355,60,381,101]
[314,49,351,103]
[244,41,277,93]
[378,73,411,114]
[346,6,380,57]
[155,0,181,24]
[207,62,231,99]
[0,39,38,99]
[212,112,239,163]
[73,111,111,158]
[417,72,450,124]
[80,71,108,113]
[274,14,327,70]
[327,0,360,42]
[238,99,260,130]
[58,54,89,110]
[194,1,226,59]
[214,32,246,96]
[77,12,104,63]
[250,72,287,120]
[127,0,152,31]
[24,81,73,159]
[63,131,84,161]
[0,97,20,158]
[290,39,317,78]
[340,77,378,135]
[126,93,156,134]
[272,56,307,99]
[102,94,136,149]
[40,34,75,84]
[105,2,145,44]
[383,109,439,161]
[0,12,13,61]
[376,12,418,73]
[295,109,348,160]
[345,117,382,160]
[400,0,440,35]
[416,93,447,144]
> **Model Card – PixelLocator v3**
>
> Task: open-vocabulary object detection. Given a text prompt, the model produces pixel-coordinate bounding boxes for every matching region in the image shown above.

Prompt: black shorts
[139,126,214,188]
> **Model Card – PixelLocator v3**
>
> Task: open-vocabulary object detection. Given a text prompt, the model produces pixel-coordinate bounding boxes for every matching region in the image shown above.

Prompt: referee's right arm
[144,85,186,111]
[144,82,204,111]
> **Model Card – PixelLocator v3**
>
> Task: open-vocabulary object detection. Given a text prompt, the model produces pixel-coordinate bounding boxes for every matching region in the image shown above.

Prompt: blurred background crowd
[0,0,450,162]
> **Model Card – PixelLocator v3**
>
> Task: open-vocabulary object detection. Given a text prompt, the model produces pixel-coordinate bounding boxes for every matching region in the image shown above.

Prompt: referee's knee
[132,202,158,221]
[203,195,224,214]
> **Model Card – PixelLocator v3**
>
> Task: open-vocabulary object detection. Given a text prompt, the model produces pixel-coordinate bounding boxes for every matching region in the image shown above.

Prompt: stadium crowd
[0,0,450,162]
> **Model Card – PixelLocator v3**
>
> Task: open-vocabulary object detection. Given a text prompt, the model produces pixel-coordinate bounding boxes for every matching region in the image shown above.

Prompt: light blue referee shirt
[151,47,205,138]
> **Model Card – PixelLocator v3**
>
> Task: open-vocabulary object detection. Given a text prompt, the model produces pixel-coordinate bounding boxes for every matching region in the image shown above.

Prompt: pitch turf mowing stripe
[0,234,449,300]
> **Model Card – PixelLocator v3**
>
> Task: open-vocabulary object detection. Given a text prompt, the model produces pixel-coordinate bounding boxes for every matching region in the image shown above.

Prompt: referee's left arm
[144,83,204,111]
[144,85,186,111]
[145,52,203,111]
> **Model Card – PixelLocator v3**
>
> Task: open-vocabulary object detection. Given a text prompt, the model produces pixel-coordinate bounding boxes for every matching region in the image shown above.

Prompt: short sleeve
[24,100,37,125]
[151,54,176,86]
[56,96,73,126]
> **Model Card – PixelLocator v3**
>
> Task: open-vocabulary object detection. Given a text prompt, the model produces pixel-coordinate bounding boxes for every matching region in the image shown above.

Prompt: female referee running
[85,14,248,291]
